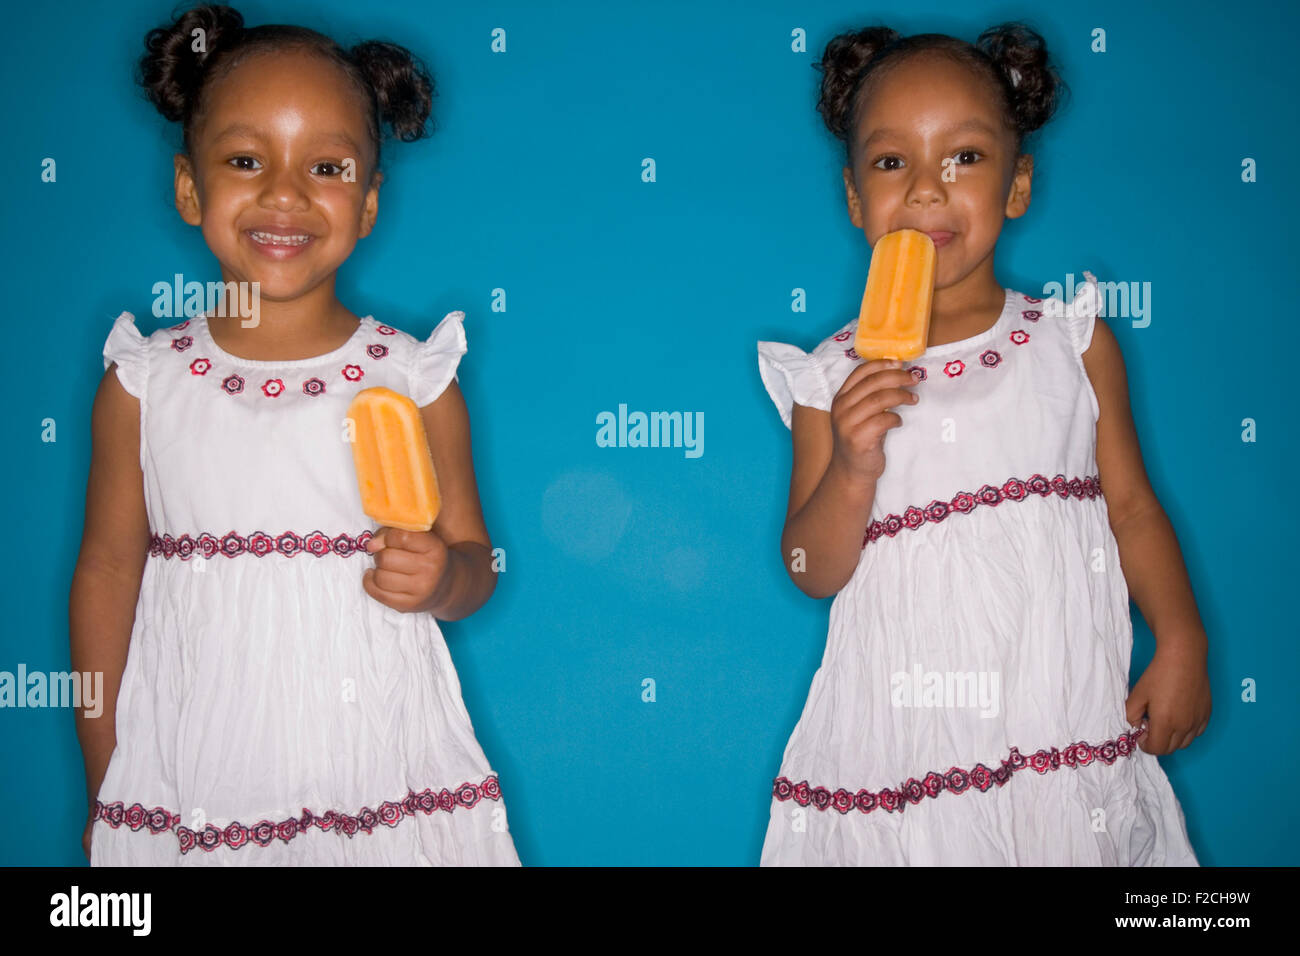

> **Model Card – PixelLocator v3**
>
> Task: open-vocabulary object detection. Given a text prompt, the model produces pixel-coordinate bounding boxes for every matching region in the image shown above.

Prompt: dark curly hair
[815,22,1067,167]
[137,3,435,177]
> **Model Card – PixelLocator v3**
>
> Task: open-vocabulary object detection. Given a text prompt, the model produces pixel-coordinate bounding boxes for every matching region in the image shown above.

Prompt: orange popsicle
[854,228,936,361]
[347,387,441,531]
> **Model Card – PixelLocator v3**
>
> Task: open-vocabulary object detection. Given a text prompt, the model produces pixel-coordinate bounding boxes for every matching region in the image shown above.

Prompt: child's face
[841,53,1032,290]
[173,49,381,302]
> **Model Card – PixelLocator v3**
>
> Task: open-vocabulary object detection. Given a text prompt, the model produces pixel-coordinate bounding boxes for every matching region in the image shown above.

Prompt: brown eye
[312,162,342,176]
[228,156,261,171]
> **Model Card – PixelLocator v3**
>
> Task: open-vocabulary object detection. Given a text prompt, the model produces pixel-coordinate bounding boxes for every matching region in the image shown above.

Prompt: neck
[208,271,354,348]
[930,257,1004,334]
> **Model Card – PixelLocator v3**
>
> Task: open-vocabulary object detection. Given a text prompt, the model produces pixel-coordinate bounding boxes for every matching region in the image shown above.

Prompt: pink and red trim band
[772,726,1145,816]
[148,529,374,559]
[94,775,502,855]
[864,472,1102,547]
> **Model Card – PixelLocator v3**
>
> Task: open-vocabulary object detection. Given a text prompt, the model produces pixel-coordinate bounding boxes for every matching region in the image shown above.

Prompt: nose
[258,163,310,211]
[906,161,948,207]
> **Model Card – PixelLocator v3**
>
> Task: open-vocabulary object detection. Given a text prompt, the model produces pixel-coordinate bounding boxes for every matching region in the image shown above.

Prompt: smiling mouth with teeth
[247,230,313,246]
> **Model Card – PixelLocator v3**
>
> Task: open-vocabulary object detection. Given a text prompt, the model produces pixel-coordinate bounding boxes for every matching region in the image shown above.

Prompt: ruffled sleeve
[408,310,468,407]
[102,311,148,400]
[1061,270,1101,356]
[756,340,833,430]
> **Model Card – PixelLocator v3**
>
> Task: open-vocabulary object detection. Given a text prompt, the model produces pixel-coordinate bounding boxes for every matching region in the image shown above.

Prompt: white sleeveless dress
[91,309,520,866]
[755,273,1198,866]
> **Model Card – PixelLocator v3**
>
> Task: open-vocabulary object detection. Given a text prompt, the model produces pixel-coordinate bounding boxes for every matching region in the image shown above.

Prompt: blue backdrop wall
[2,0,1294,865]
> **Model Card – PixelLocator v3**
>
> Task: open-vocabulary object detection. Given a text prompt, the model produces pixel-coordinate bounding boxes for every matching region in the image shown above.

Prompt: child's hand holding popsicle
[348,387,452,613]
[831,229,935,484]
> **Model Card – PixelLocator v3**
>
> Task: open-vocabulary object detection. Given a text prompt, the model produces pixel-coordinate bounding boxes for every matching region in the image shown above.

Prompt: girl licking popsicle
[756,22,1209,865]
[69,2,519,865]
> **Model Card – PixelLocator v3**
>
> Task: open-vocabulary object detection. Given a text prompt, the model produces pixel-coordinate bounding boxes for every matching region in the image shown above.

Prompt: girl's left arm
[1083,318,1211,755]
[362,380,498,621]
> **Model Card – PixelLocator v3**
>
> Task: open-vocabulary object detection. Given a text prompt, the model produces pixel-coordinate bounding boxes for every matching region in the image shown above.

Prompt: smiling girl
[756,23,1208,865]
[69,3,520,865]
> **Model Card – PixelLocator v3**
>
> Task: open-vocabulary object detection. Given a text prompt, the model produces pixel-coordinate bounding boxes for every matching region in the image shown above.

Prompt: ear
[174,154,202,226]
[842,165,864,229]
[1004,153,1033,220]
[359,170,383,238]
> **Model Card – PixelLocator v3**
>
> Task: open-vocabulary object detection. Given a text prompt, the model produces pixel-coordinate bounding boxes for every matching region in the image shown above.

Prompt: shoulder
[379,311,468,408]
[811,318,859,358]
[1080,313,1128,404]
[101,310,170,401]
[369,311,467,351]
[366,315,422,347]
[756,318,857,427]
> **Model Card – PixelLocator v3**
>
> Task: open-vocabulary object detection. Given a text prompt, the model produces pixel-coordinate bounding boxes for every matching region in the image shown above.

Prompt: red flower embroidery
[863,473,1102,547]
[833,329,852,342]
[923,500,950,522]
[197,534,220,559]
[177,319,399,397]
[1010,330,1030,345]
[149,529,375,559]
[943,359,965,377]
[224,823,248,849]
[1023,295,1042,303]
[945,768,970,794]
[169,320,191,331]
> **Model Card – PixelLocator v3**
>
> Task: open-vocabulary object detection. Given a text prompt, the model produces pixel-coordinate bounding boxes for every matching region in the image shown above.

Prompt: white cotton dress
[755,273,1198,866]
[91,309,520,866]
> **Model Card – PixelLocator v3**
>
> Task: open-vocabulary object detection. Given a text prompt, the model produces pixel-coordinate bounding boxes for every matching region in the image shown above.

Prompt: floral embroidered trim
[148,529,374,559]
[94,776,502,855]
[899,304,1040,379]
[864,473,1101,547]
[772,727,1145,816]
[172,318,390,397]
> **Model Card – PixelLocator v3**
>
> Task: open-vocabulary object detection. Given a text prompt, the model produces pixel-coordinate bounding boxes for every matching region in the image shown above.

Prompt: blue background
[2,0,1295,865]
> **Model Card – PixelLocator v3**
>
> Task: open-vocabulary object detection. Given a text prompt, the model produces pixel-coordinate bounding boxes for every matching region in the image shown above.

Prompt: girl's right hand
[829,359,919,482]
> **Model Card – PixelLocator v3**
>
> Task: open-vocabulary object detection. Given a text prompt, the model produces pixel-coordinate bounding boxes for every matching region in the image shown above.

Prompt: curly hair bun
[976,22,1064,140]
[814,26,901,142]
[139,3,246,124]
[349,40,435,142]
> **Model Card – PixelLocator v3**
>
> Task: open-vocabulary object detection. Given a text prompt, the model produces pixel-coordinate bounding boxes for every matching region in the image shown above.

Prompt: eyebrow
[209,122,362,152]
[862,118,999,151]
